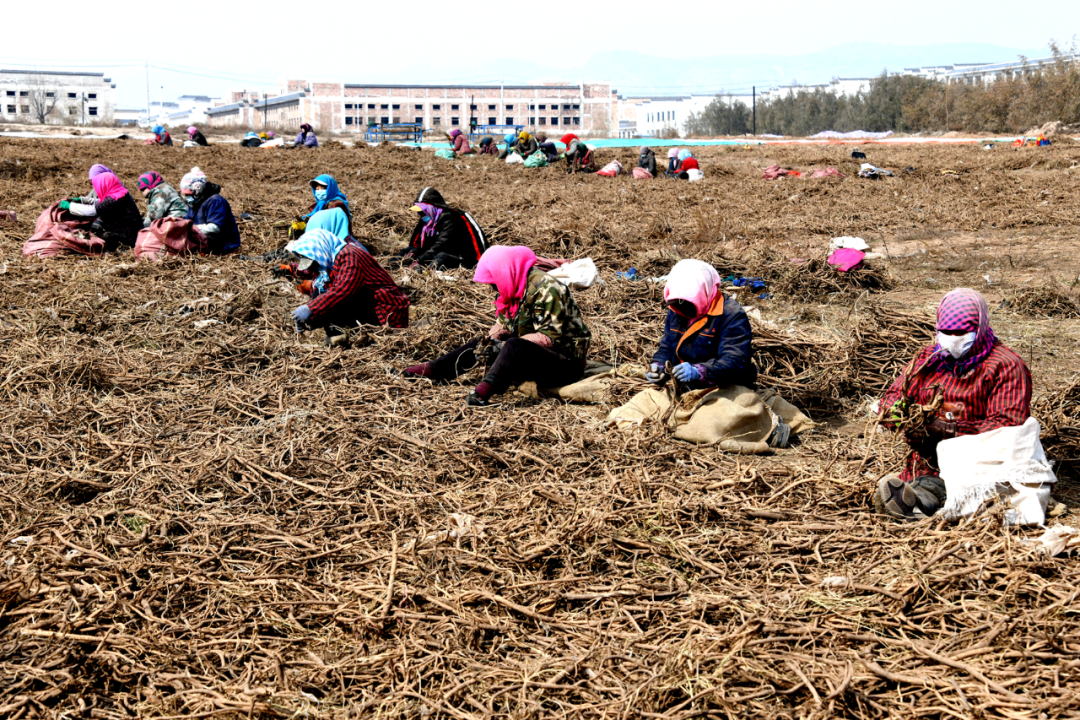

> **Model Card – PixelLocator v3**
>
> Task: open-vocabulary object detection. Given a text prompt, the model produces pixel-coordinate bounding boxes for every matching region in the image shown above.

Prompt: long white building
[0,69,115,124]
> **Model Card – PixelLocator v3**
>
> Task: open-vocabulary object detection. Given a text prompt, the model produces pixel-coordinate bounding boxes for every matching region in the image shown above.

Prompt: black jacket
[95,193,144,247]
[407,210,486,267]
[638,151,657,176]
[192,131,209,146]
[514,137,539,156]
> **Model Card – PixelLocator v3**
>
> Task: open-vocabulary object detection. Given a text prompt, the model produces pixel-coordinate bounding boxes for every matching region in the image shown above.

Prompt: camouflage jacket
[143,183,188,227]
[497,268,591,360]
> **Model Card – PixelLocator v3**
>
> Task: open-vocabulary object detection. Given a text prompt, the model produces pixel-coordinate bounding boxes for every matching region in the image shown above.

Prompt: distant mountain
[381,42,1049,97]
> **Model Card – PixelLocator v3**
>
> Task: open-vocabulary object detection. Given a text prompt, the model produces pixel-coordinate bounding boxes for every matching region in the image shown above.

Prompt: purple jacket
[296,130,318,147]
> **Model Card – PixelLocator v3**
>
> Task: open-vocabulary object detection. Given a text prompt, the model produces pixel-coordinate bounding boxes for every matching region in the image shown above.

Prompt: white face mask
[937,331,976,359]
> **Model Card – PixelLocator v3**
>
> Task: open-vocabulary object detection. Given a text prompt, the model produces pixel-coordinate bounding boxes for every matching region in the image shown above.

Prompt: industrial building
[0,69,115,124]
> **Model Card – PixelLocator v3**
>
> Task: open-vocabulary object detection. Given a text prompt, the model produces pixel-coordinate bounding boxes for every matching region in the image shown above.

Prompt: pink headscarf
[474,246,538,319]
[664,259,721,319]
[91,171,129,202]
[931,288,997,374]
[450,129,462,139]
[187,126,197,137]
[667,148,681,159]
[89,164,111,178]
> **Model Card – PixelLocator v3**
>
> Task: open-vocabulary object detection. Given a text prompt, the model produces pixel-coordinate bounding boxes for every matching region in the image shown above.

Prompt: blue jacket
[186,183,241,254]
[652,292,757,389]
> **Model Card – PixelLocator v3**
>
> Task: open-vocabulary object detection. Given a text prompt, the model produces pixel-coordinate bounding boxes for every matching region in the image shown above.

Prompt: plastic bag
[547,257,603,289]
[505,153,525,165]
[435,148,456,160]
[523,151,548,168]
[687,169,705,182]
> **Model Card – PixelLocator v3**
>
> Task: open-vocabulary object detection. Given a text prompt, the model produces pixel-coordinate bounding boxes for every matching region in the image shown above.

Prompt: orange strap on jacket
[674,293,725,361]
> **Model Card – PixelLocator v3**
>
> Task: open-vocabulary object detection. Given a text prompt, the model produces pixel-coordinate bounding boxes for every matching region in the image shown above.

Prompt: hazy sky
[2,0,1074,106]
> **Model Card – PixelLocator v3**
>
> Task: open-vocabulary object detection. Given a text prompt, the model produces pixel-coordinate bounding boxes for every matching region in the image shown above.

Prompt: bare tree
[26,75,61,124]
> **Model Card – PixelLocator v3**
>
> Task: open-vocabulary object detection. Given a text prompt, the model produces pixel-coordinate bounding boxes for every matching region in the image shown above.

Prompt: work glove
[672,362,701,383]
[272,263,293,279]
[288,221,306,240]
[297,280,318,296]
[59,200,71,211]
[927,417,958,439]
[645,362,669,385]
[291,305,312,333]
[489,322,511,340]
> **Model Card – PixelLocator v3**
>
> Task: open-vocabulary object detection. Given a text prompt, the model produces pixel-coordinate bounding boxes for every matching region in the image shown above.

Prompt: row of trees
[685,44,1080,136]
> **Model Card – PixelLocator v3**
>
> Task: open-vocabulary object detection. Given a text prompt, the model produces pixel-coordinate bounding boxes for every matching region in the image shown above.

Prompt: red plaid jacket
[881,342,1031,480]
[307,245,409,328]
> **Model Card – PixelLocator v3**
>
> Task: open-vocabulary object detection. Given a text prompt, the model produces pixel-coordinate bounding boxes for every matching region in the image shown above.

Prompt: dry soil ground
[0,137,1079,719]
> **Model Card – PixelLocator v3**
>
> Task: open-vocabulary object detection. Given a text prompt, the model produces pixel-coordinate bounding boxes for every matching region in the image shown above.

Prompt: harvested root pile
[766,251,894,302]
[0,139,1079,718]
[1033,374,1080,481]
[1005,284,1080,318]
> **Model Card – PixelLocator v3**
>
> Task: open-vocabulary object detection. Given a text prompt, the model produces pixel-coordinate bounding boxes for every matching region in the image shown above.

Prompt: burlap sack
[22,203,105,258]
[607,384,813,454]
[134,218,207,260]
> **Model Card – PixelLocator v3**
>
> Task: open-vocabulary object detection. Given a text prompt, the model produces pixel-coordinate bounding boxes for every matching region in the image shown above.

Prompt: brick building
[207,79,619,136]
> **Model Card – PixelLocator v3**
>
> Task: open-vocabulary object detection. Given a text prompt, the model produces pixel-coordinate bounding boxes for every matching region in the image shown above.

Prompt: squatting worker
[402,245,591,407]
[514,131,538,158]
[187,126,209,146]
[874,288,1032,520]
[179,167,241,255]
[286,229,409,338]
[448,129,474,156]
[671,149,700,180]
[536,134,560,163]
[477,136,499,156]
[561,133,595,173]
[292,174,351,238]
[296,123,318,148]
[60,164,143,250]
[635,146,657,179]
[151,125,173,146]
[647,258,757,390]
[137,171,187,226]
[497,133,516,160]
[396,187,487,270]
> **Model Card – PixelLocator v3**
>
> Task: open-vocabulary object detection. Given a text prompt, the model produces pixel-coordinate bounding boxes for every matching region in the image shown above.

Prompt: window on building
[506,104,513,110]
[368,103,376,109]
[432,117,441,125]
[488,104,496,110]
[415,116,423,124]
[488,116,496,125]
[539,117,546,125]
[562,104,570,110]
[68,107,77,115]
[87,93,95,99]
[505,117,513,125]
[573,117,580,125]
[538,104,546,110]
[470,104,477,110]
[451,116,459,125]
[345,116,354,125]
[563,117,571,125]
[573,104,580,110]
[392,104,400,110]
[381,116,389,124]
[345,103,353,109]
[68,93,77,98]
[415,104,422,110]
[381,104,389,109]
[45,92,54,98]
[551,117,558,125]
[529,104,535,110]
[19,91,28,97]
[5,106,14,114]
[5,91,13,97]
[451,104,459,110]
[21,105,30,114]
[433,104,441,110]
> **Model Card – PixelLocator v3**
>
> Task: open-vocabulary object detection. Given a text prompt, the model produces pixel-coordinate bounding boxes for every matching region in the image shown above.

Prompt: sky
[1,0,1075,107]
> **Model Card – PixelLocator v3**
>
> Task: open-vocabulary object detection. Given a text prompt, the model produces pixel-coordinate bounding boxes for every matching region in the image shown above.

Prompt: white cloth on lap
[938,417,1056,526]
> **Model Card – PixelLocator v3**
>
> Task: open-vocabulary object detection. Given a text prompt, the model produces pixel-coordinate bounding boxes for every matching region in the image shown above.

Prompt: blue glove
[291,305,312,323]
[672,362,701,383]
[645,362,668,384]
[59,200,71,211]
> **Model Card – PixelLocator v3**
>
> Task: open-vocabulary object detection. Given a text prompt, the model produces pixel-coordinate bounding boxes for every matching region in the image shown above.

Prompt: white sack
[687,169,705,182]
[547,258,602,289]
[831,236,870,251]
[938,417,1056,526]
[505,154,525,165]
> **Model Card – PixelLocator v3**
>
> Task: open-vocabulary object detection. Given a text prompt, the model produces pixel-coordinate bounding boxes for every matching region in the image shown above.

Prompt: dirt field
[0,137,1079,719]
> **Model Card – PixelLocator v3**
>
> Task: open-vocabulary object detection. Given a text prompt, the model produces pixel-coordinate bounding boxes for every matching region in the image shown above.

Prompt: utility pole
[81,93,85,126]
[144,61,151,126]
[752,86,756,136]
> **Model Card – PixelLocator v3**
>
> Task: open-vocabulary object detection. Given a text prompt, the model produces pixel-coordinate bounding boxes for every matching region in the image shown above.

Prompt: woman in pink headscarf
[875,288,1033,520]
[402,245,592,406]
[447,128,474,156]
[187,126,209,146]
[59,165,143,250]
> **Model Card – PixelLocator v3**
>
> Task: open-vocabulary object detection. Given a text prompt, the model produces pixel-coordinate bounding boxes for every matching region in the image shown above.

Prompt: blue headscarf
[504,134,516,144]
[309,174,349,216]
[286,229,347,294]
[245,131,258,139]
[152,125,163,134]
[677,149,693,162]
[306,208,358,244]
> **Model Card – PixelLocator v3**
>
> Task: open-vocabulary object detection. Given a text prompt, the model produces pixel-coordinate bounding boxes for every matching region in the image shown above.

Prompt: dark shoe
[910,475,947,517]
[466,391,489,407]
[876,475,944,520]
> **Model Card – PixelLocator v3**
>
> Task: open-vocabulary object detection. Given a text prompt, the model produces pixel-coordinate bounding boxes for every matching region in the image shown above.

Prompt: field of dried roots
[0,137,1079,719]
